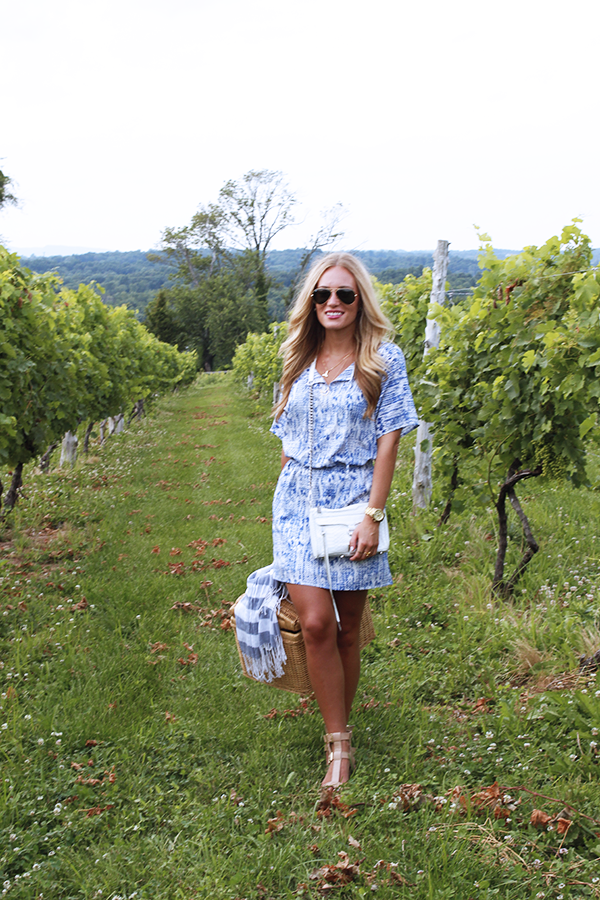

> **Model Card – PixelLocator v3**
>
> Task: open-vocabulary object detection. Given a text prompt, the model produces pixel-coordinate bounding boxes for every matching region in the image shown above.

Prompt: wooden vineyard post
[60,431,78,467]
[412,239,450,512]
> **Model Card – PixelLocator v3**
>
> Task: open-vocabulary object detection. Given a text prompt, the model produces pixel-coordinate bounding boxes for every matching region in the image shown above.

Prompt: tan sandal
[323,731,354,787]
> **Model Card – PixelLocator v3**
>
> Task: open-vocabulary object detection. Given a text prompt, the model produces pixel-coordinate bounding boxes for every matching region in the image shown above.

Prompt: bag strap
[322,532,341,627]
[308,359,316,509]
[308,360,341,630]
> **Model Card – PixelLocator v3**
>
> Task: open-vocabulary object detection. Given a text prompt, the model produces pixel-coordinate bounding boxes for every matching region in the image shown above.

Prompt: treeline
[18,250,176,313]
[18,247,508,317]
[0,246,196,512]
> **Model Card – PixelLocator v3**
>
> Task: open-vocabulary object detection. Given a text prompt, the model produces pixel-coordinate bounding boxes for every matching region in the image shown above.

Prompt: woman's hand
[349,516,380,562]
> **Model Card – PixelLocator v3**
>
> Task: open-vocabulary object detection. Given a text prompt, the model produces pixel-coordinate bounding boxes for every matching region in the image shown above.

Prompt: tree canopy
[149,170,342,369]
[0,166,17,210]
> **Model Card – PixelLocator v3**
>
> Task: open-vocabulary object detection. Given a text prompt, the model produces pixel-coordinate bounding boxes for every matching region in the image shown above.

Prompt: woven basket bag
[232,595,376,695]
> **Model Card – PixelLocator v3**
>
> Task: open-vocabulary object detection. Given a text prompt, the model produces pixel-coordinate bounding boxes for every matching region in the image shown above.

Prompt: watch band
[365,506,385,522]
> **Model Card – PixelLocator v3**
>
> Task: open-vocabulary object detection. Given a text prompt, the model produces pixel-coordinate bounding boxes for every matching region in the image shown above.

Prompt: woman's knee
[302,615,337,648]
[336,622,361,653]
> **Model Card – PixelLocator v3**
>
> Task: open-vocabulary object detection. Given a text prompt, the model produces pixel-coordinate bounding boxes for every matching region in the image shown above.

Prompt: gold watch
[365,507,385,522]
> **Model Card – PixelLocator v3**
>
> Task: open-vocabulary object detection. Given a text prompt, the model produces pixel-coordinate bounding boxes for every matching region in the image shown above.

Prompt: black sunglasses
[312,287,358,305]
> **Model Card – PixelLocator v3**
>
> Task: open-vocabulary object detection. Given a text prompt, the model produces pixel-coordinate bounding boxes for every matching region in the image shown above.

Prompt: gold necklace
[319,350,353,379]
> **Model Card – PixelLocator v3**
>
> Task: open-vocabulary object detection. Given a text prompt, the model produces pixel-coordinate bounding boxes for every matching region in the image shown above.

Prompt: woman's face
[314,266,360,336]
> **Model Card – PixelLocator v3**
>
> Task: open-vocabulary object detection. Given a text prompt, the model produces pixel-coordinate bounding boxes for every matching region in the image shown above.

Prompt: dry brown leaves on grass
[72,764,116,788]
[178,641,199,666]
[79,804,114,818]
[388,782,435,812]
[265,810,304,834]
[386,781,598,833]
[530,808,573,834]
[171,597,233,630]
[262,697,314,719]
[303,854,415,895]
[316,791,358,819]
[309,851,362,892]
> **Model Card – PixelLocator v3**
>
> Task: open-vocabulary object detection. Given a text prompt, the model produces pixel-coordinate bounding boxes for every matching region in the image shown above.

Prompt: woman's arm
[281,451,291,470]
[349,429,402,561]
[367,429,402,510]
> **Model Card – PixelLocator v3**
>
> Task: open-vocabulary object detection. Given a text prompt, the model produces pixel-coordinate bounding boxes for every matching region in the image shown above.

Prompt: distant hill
[18,246,600,318]
[19,250,176,313]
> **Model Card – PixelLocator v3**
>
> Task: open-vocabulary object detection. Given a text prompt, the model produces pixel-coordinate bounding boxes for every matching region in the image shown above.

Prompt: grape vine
[0,247,197,511]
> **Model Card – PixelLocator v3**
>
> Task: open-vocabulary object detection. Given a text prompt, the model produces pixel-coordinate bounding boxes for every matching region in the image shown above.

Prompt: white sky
[1,0,598,255]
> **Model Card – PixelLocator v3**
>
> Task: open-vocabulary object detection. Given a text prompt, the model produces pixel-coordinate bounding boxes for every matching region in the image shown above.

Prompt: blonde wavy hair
[274,252,394,419]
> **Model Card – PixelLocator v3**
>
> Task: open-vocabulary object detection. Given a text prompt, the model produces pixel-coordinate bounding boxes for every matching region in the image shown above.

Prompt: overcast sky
[1,0,598,256]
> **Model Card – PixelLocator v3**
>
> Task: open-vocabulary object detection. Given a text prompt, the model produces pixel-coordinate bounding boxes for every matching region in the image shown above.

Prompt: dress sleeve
[375,344,419,439]
[270,410,287,441]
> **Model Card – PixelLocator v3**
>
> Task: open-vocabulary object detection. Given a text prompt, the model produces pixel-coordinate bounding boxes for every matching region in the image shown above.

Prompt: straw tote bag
[232,594,375,695]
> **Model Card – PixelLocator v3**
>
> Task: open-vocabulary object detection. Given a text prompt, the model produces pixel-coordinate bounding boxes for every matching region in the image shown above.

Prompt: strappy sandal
[323,731,354,787]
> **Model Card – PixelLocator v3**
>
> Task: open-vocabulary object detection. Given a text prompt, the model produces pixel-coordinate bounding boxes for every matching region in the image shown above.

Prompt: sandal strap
[324,731,352,744]
[327,748,351,761]
[322,731,355,786]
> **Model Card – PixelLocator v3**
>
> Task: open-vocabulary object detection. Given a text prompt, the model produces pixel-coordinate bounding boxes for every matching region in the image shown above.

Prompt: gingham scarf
[235,563,288,682]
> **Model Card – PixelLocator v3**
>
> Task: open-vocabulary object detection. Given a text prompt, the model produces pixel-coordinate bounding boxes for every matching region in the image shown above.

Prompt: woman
[270,252,418,787]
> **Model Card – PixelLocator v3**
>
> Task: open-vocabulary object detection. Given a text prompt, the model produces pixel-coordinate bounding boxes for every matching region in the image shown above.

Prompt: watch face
[373,509,384,522]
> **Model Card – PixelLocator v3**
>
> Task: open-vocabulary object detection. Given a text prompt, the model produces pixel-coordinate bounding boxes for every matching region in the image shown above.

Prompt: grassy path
[2,375,600,898]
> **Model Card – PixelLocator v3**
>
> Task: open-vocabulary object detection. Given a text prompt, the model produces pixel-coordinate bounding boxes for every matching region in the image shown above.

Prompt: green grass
[1,375,600,899]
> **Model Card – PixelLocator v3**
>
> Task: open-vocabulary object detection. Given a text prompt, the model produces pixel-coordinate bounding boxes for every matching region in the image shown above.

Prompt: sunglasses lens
[313,288,331,304]
[337,289,356,305]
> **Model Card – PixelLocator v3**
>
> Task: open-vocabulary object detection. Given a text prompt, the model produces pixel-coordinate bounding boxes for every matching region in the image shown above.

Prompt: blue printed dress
[270,342,418,590]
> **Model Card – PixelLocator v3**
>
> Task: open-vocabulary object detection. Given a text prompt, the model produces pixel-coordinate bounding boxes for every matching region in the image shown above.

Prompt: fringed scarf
[234,563,288,682]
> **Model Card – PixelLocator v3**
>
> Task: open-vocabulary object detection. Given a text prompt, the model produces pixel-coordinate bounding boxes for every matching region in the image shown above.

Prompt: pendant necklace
[320,350,353,379]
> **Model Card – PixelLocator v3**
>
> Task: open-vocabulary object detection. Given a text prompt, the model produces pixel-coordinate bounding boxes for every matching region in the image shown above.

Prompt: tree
[284,204,345,306]
[212,169,297,330]
[217,170,296,257]
[0,167,17,210]
[145,289,179,345]
[154,170,297,367]
[154,171,347,367]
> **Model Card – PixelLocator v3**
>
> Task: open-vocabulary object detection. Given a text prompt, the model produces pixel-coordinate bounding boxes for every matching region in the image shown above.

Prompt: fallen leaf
[81,804,114,817]
[530,809,552,829]
[265,811,286,834]
[471,782,501,810]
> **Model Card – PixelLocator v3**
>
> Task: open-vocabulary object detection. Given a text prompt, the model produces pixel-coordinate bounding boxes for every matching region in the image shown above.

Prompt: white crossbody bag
[307,361,389,626]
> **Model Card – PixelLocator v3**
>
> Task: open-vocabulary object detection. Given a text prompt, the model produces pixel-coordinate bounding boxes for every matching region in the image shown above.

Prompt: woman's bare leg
[336,590,367,721]
[287,584,366,785]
